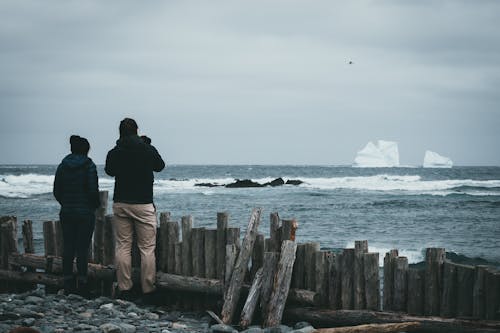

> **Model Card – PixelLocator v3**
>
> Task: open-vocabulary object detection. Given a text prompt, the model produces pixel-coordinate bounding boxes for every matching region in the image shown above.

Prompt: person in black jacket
[105,118,165,299]
[53,135,100,296]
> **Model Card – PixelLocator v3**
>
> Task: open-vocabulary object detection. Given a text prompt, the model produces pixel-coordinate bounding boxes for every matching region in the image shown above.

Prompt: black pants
[60,211,95,283]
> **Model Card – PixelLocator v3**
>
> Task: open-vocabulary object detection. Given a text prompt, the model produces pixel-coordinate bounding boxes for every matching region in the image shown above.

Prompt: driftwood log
[314,322,420,333]
[240,267,264,328]
[284,308,500,333]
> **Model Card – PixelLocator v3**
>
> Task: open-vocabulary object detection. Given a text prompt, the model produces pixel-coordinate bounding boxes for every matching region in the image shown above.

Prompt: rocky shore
[0,289,315,333]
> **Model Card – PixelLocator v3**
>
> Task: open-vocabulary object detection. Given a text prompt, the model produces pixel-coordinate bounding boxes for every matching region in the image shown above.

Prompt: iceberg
[353,140,400,167]
[423,150,453,168]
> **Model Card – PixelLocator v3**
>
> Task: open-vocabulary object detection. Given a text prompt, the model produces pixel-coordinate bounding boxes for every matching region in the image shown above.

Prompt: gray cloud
[1,0,499,165]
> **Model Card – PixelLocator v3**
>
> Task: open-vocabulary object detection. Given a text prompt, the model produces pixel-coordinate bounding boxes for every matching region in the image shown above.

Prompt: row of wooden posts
[1,191,499,327]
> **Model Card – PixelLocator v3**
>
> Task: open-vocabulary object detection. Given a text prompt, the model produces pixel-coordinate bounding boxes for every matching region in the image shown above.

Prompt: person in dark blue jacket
[53,135,100,295]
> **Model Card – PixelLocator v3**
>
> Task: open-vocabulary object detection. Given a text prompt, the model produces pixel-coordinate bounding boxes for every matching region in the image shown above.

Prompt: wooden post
[54,220,64,257]
[224,244,238,294]
[22,220,34,254]
[43,221,57,257]
[240,267,264,329]
[383,249,398,311]
[485,269,500,320]
[407,268,425,316]
[191,227,205,278]
[281,219,297,242]
[473,265,488,319]
[292,243,306,289]
[424,248,445,316]
[174,242,182,275]
[314,250,329,306]
[226,227,241,251]
[440,261,457,318]
[102,215,115,266]
[263,240,297,327]
[304,242,320,291]
[250,233,265,280]
[181,215,193,276]
[0,217,18,268]
[93,191,108,264]
[221,208,262,325]
[261,251,280,320]
[354,240,368,310]
[364,252,380,311]
[204,229,217,279]
[166,221,180,273]
[341,248,355,309]
[393,257,408,312]
[270,212,280,252]
[328,252,342,310]
[216,212,228,281]
[159,218,169,271]
[455,263,474,317]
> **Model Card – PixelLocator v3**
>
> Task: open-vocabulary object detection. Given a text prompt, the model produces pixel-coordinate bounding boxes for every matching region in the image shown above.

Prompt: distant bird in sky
[348,60,353,65]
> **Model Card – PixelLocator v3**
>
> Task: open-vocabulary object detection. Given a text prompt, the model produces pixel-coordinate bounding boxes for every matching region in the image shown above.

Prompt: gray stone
[100,303,114,310]
[264,326,292,333]
[293,322,312,330]
[290,327,315,333]
[144,312,159,320]
[68,294,85,301]
[22,317,36,326]
[25,296,45,304]
[100,323,122,333]
[241,328,264,333]
[118,323,137,333]
[127,312,139,319]
[75,323,98,331]
[161,330,172,333]
[210,323,238,333]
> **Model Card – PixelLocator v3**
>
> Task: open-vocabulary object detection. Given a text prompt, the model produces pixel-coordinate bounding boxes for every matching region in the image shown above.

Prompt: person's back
[105,118,165,300]
[105,134,164,204]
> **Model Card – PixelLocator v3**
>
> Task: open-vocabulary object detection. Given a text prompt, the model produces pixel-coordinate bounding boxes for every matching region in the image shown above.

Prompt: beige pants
[112,202,157,293]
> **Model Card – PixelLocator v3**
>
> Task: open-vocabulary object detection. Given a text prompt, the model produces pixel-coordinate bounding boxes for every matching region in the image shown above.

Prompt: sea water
[1,164,499,267]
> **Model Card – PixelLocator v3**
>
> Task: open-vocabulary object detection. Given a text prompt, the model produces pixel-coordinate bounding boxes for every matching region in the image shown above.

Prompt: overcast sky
[1,1,499,165]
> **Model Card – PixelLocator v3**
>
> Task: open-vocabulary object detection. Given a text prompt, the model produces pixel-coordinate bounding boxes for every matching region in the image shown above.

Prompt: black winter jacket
[105,135,165,204]
[53,154,100,214]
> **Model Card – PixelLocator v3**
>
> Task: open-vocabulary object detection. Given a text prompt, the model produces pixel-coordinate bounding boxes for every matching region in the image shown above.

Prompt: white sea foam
[1,173,500,198]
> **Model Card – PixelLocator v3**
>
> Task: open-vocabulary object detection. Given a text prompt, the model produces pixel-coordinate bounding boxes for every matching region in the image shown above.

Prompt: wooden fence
[0,191,499,329]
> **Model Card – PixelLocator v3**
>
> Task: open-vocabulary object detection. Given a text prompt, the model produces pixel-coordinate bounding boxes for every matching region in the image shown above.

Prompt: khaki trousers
[112,202,157,293]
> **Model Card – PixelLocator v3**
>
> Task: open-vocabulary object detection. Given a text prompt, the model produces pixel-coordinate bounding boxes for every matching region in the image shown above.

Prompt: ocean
[1,164,499,267]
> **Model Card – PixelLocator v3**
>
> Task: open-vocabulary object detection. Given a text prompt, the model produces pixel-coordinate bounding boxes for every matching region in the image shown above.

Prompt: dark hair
[141,135,151,144]
[70,135,90,155]
[119,118,138,137]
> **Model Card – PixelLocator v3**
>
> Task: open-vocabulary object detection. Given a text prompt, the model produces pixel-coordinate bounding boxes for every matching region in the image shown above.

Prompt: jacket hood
[116,135,146,150]
[61,154,91,169]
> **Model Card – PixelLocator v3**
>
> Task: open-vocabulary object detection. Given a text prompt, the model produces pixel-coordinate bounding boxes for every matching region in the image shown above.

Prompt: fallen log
[284,308,500,333]
[0,269,62,287]
[7,253,316,304]
[240,267,264,328]
[314,322,420,333]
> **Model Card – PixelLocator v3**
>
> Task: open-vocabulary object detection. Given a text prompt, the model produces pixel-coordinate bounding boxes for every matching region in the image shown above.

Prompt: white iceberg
[423,150,453,168]
[353,140,400,167]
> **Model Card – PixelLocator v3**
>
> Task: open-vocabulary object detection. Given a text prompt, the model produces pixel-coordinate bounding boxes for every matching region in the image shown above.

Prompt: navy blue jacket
[105,135,165,204]
[53,154,100,214]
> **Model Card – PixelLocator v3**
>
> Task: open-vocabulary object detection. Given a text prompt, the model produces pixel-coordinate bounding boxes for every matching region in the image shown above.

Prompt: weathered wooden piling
[392,256,408,312]
[226,227,241,251]
[221,208,262,324]
[292,243,306,289]
[102,215,115,266]
[191,227,205,278]
[174,242,182,275]
[22,220,34,254]
[224,244,238,293]
[216,212,228,281]
[485,269,500,320]
[264,240,297,327]
[181,215,193,276]
[304,242,320,291]
[314,250,330,306]
[328,252,342,310]
[250,233,265,280]
[0,216,17,270]
[281,219,297,242]
[363,252,380,311]
[261,251,280,320]
[341,248,355,309]
[204,229,217,279]
[383,249,398,311]
[166,221,179,273]
[269,212,280,252]
[354,240,368,310]
[43,221,57,257]
[441,261,457,318]
[93,191,108,264]
[455,263,475,317]
[424,248,445,316]
[407,268,424,316]
[240,267,264,329]
[473,265,487,319]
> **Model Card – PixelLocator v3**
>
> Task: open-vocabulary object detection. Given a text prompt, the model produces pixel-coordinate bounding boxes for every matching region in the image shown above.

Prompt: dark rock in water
[225,179,263,188]
[285,180,303,186]
[195,183,223,187]
[264,178,285,187]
